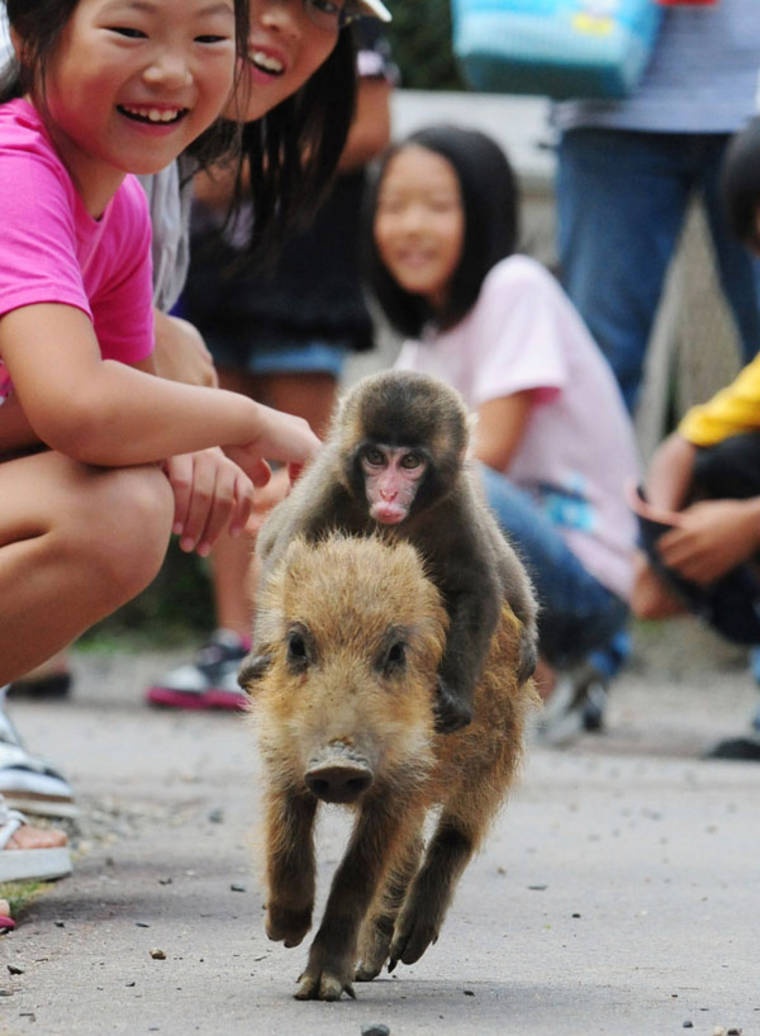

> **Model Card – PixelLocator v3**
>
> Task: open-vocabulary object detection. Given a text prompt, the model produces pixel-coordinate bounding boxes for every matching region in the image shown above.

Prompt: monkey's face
[359,443,427,525]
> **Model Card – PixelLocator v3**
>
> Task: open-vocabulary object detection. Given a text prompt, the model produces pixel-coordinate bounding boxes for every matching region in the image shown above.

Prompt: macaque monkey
[252,369,538,732]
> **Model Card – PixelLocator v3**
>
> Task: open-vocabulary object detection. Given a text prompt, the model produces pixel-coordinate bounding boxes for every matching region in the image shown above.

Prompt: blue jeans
[480,465,629,670]
[557,129,760,414]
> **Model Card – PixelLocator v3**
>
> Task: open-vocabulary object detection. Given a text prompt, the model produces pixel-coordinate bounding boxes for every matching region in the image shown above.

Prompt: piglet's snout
[305,743,374,804]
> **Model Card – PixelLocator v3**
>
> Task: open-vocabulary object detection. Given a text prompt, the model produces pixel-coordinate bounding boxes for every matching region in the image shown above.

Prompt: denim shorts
[207,335,347,379]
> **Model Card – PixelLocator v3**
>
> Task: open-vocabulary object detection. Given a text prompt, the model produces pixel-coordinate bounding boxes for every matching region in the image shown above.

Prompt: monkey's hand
[517,624,538,686]
[433,677,473,734]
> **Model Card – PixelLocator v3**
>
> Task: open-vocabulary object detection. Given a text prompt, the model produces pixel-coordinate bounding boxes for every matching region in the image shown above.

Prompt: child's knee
[68,464,174,601]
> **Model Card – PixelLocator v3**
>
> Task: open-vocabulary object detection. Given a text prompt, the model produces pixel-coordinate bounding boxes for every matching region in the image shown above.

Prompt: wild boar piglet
[241,532,538,1001]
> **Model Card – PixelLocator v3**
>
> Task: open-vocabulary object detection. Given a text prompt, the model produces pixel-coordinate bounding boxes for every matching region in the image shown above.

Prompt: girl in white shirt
[365,124,640,731]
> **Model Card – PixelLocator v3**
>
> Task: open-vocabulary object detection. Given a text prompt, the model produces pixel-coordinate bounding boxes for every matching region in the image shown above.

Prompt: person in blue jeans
[553,0,760,727]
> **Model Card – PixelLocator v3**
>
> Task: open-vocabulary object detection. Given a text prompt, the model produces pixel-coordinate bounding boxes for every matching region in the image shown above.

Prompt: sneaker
[581,679,609,733]
[145,629,251,711]
[703,734,760,762]
[537,664,609,747]
[8,671,72,699]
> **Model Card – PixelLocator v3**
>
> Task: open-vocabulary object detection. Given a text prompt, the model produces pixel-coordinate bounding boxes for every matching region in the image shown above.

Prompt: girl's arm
[473,391,534,472]
[0,303,319,477]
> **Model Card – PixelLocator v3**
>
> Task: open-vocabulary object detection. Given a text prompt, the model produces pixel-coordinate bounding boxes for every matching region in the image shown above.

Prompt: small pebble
[230,883,246,893]
[683,1023,693,1030]
[361,1026,390,1036]
[7,965,23,976]
[149,948,166,960]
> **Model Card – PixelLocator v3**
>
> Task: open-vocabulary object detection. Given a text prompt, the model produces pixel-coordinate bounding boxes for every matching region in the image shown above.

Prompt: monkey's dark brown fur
[254,369,538,732]
[242,533,539,1001]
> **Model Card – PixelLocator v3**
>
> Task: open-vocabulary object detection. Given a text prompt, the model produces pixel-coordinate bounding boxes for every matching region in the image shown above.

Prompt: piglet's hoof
[433,680,472,734]
[266,903,311,947]
[295,968,356,1001]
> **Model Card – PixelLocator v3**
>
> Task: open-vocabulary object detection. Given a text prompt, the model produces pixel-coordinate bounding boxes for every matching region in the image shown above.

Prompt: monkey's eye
[401,450,425,471]
[362,445,386,468]
[286,624,314,673]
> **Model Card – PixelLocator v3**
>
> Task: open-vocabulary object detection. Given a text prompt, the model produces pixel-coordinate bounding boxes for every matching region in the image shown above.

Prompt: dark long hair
[233,26,357,267]
[363,124,520,338]
[1,0,249,170]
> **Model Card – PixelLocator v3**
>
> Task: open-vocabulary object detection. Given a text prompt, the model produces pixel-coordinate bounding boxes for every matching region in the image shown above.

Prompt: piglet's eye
[378,639,407,677]
[286,627,312,673]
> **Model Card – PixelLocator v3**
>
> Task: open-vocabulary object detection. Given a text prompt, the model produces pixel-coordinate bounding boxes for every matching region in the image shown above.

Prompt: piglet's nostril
[306,764,373,804]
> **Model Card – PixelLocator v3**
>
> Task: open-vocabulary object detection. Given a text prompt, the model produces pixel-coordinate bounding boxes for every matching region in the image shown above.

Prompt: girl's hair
[363,124,520,338]
[234,26,357,268]
[0,0,249,170]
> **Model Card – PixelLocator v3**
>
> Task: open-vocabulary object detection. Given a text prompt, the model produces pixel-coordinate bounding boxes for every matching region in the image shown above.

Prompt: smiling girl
[0,0,326,880]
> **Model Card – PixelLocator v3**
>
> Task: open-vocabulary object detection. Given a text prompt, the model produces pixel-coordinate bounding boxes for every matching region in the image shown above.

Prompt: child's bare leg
[630,551,687,620]
[0,452,174,684]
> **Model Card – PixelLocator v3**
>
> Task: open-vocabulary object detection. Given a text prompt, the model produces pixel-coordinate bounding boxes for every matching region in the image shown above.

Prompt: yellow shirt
[678,353,760,447]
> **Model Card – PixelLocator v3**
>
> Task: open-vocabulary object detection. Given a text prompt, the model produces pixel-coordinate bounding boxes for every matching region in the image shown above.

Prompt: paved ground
[1,615,759,1036]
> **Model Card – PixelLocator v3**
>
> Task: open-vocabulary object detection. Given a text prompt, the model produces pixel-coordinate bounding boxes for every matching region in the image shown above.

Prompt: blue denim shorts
[208,336,347,379]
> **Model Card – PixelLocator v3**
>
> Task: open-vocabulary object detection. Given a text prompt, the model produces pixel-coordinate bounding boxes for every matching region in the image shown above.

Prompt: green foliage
[384,0,466,91]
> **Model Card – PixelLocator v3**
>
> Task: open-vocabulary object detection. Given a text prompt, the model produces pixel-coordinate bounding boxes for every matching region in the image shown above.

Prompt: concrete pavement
[1,615,759,1036]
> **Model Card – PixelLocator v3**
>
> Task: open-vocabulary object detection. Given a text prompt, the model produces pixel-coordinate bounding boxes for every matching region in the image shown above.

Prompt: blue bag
[451,0,663,100]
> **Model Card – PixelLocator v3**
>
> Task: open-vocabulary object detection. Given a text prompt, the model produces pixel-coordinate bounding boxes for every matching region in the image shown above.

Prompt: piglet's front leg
[296,802,400,1001]
[265,789,317,948]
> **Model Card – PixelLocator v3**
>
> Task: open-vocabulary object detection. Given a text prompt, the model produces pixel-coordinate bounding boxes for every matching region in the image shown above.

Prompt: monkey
[251,369,539,733]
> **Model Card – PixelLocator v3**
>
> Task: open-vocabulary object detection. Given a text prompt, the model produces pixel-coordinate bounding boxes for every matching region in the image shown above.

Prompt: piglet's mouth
[118,105,188,125]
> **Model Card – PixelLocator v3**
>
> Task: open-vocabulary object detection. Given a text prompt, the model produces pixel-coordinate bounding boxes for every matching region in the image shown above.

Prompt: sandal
[0,741,78,819]
[0,897,14,933]
[0,797,72,884]
[0,700,78,818]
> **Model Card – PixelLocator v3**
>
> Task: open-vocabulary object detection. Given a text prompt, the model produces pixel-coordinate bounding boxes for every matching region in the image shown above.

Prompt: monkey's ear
[238,653,272,693]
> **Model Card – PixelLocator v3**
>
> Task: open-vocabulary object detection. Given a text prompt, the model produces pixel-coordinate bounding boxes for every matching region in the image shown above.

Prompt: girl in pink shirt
[0,0,327,876]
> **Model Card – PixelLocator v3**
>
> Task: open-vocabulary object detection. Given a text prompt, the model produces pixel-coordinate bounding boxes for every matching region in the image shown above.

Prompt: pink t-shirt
[395,255,640,600]
[0,98,154,402]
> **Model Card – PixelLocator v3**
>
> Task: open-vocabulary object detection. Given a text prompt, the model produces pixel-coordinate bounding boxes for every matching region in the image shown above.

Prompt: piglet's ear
[238,653,272,692]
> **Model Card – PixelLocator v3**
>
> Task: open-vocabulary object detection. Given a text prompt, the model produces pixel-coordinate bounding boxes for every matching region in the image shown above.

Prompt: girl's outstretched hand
[224,406,321,484]
[164,448,255,557]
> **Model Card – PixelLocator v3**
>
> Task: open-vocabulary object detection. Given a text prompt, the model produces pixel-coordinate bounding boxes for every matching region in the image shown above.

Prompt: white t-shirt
[394,255,640,601]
